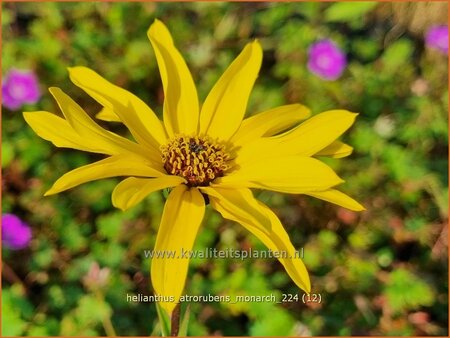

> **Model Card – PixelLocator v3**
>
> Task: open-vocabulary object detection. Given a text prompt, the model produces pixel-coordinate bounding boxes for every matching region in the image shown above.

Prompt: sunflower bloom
[23,20,364,316]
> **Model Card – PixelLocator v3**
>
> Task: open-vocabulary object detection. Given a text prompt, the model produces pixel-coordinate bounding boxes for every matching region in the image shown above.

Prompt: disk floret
[161,135,230,186]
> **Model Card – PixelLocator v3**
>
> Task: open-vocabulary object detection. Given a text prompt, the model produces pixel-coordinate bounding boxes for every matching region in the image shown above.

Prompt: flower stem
[94,289,117,337]
[170,304,181,336]
[102,314,117,337]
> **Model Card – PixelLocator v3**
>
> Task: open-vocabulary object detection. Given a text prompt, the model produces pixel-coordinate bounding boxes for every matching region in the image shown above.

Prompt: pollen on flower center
[161,135,231,186]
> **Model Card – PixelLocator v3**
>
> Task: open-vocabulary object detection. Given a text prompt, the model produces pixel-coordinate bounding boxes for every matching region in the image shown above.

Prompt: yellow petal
[231,104,311,146]
[151,185,205,316]
[48,87,156,161]
[199,41,262,141]
[112,176,185,211]
[23,111,98,153]
[95,107,121,122]
[217,156,344,194]
[280,110,357,155]
[316,141,353,158]
[68,66,167,150]
[45,154,165,196]
[305,189,365,211]
[148,19,199,137]
[236,110,357,164]
[201,186,310,293]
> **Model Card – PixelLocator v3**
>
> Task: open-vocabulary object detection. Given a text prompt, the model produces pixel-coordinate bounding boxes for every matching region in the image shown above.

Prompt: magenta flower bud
[425,25,448,55]
[307,39,347,81]
[2,213,32,250]
[2,69,41,110]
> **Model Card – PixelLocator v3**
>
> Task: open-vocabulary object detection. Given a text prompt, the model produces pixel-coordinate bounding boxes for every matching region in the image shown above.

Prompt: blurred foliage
[2,2,448,336]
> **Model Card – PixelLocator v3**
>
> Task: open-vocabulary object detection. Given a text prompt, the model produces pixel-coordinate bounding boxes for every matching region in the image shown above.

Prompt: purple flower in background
[307,40,347,81]
[425,25,448,54]
[2,213,32,250]
[2,69,41,110]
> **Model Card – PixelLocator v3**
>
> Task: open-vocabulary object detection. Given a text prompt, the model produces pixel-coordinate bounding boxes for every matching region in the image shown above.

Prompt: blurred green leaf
[97,213,124,241]
[353,39,380,61]
[384,269,435,314]
[324,2,378,22]
[32,240,55,269]
[250,308,295,336]
[2,288,27,336]
[382,39,414,72]
[1,141,15,168]
[61,222,88,251]
[77,295,112,325]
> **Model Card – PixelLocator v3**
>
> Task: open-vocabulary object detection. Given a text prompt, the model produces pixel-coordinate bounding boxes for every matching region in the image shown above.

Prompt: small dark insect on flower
[189,141,205,154]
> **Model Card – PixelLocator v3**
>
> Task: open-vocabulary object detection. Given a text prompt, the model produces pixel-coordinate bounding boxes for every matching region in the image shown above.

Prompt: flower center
[9,83,27,100]
[317,55,332,69]
[161,135,231,186]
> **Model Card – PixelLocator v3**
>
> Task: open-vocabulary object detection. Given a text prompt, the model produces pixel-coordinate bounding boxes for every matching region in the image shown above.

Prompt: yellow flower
[23,19,364,316]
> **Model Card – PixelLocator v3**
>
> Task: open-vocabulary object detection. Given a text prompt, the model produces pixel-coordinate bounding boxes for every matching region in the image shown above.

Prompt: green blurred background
[2,2,448,336]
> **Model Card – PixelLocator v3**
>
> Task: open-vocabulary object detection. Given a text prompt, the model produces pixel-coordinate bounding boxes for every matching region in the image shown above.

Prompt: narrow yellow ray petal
[277,110,357,155]
[68,66,167,150]
[23,111,101,153]
[148,19,199,137]
[305,189,365,211]
[96,107,121,122]
[218,156,343,194]
[201,186,310,293]
[236,110,357,164]
[315,141,353,158]
[112,176,185,211]
[45,154,164,196]
[200,41,262,141]
[151,185,205,316]
[48,87,158,162]
[232,104,311,146]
